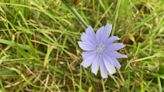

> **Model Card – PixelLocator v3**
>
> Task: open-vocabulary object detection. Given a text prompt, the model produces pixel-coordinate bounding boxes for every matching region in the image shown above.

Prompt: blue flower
[78,24,127,78]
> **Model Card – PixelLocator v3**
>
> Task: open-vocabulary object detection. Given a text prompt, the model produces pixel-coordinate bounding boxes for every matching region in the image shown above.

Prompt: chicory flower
[78,24,127,78]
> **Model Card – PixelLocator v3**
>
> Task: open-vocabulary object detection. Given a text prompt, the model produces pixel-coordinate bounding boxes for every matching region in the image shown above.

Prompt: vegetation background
[0,0,164,92]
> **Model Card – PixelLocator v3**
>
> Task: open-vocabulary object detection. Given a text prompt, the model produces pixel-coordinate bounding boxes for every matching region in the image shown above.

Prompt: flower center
[95,43,105,54]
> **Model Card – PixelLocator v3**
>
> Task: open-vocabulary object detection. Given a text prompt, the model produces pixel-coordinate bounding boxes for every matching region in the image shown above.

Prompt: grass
[0,0,164,91]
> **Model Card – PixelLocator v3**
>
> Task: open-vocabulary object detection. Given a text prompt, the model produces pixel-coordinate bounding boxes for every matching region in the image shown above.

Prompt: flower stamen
[95,43,105,54]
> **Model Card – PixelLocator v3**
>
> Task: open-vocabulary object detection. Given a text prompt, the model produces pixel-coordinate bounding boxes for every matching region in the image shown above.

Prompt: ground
[0,0,164,92]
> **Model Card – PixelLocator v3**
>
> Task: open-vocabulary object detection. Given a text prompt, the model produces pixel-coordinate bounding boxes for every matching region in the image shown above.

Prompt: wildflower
[78,24,127,78]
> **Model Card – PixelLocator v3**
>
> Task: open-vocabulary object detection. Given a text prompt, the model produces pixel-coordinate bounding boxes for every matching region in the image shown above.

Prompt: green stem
[61,0,89,27]
[112,0,121,35]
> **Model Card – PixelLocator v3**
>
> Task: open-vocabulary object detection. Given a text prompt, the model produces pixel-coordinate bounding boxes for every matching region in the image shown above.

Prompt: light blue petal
[107,43,125,51]
[95,24,112,43]
[81,26,97,45]
[105,36,120,47]
[103,55,116,75]
[81,51,95,59]
[104,54,121,69]
[81,53,96,68]
[78,41,95,51]
[96,26,108,43]
[107,36,120,44]
[99,56,108,78]
[104,24,112,35]
[91,55,99,75]
[106,50,127,58]
[110,58,121,69]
